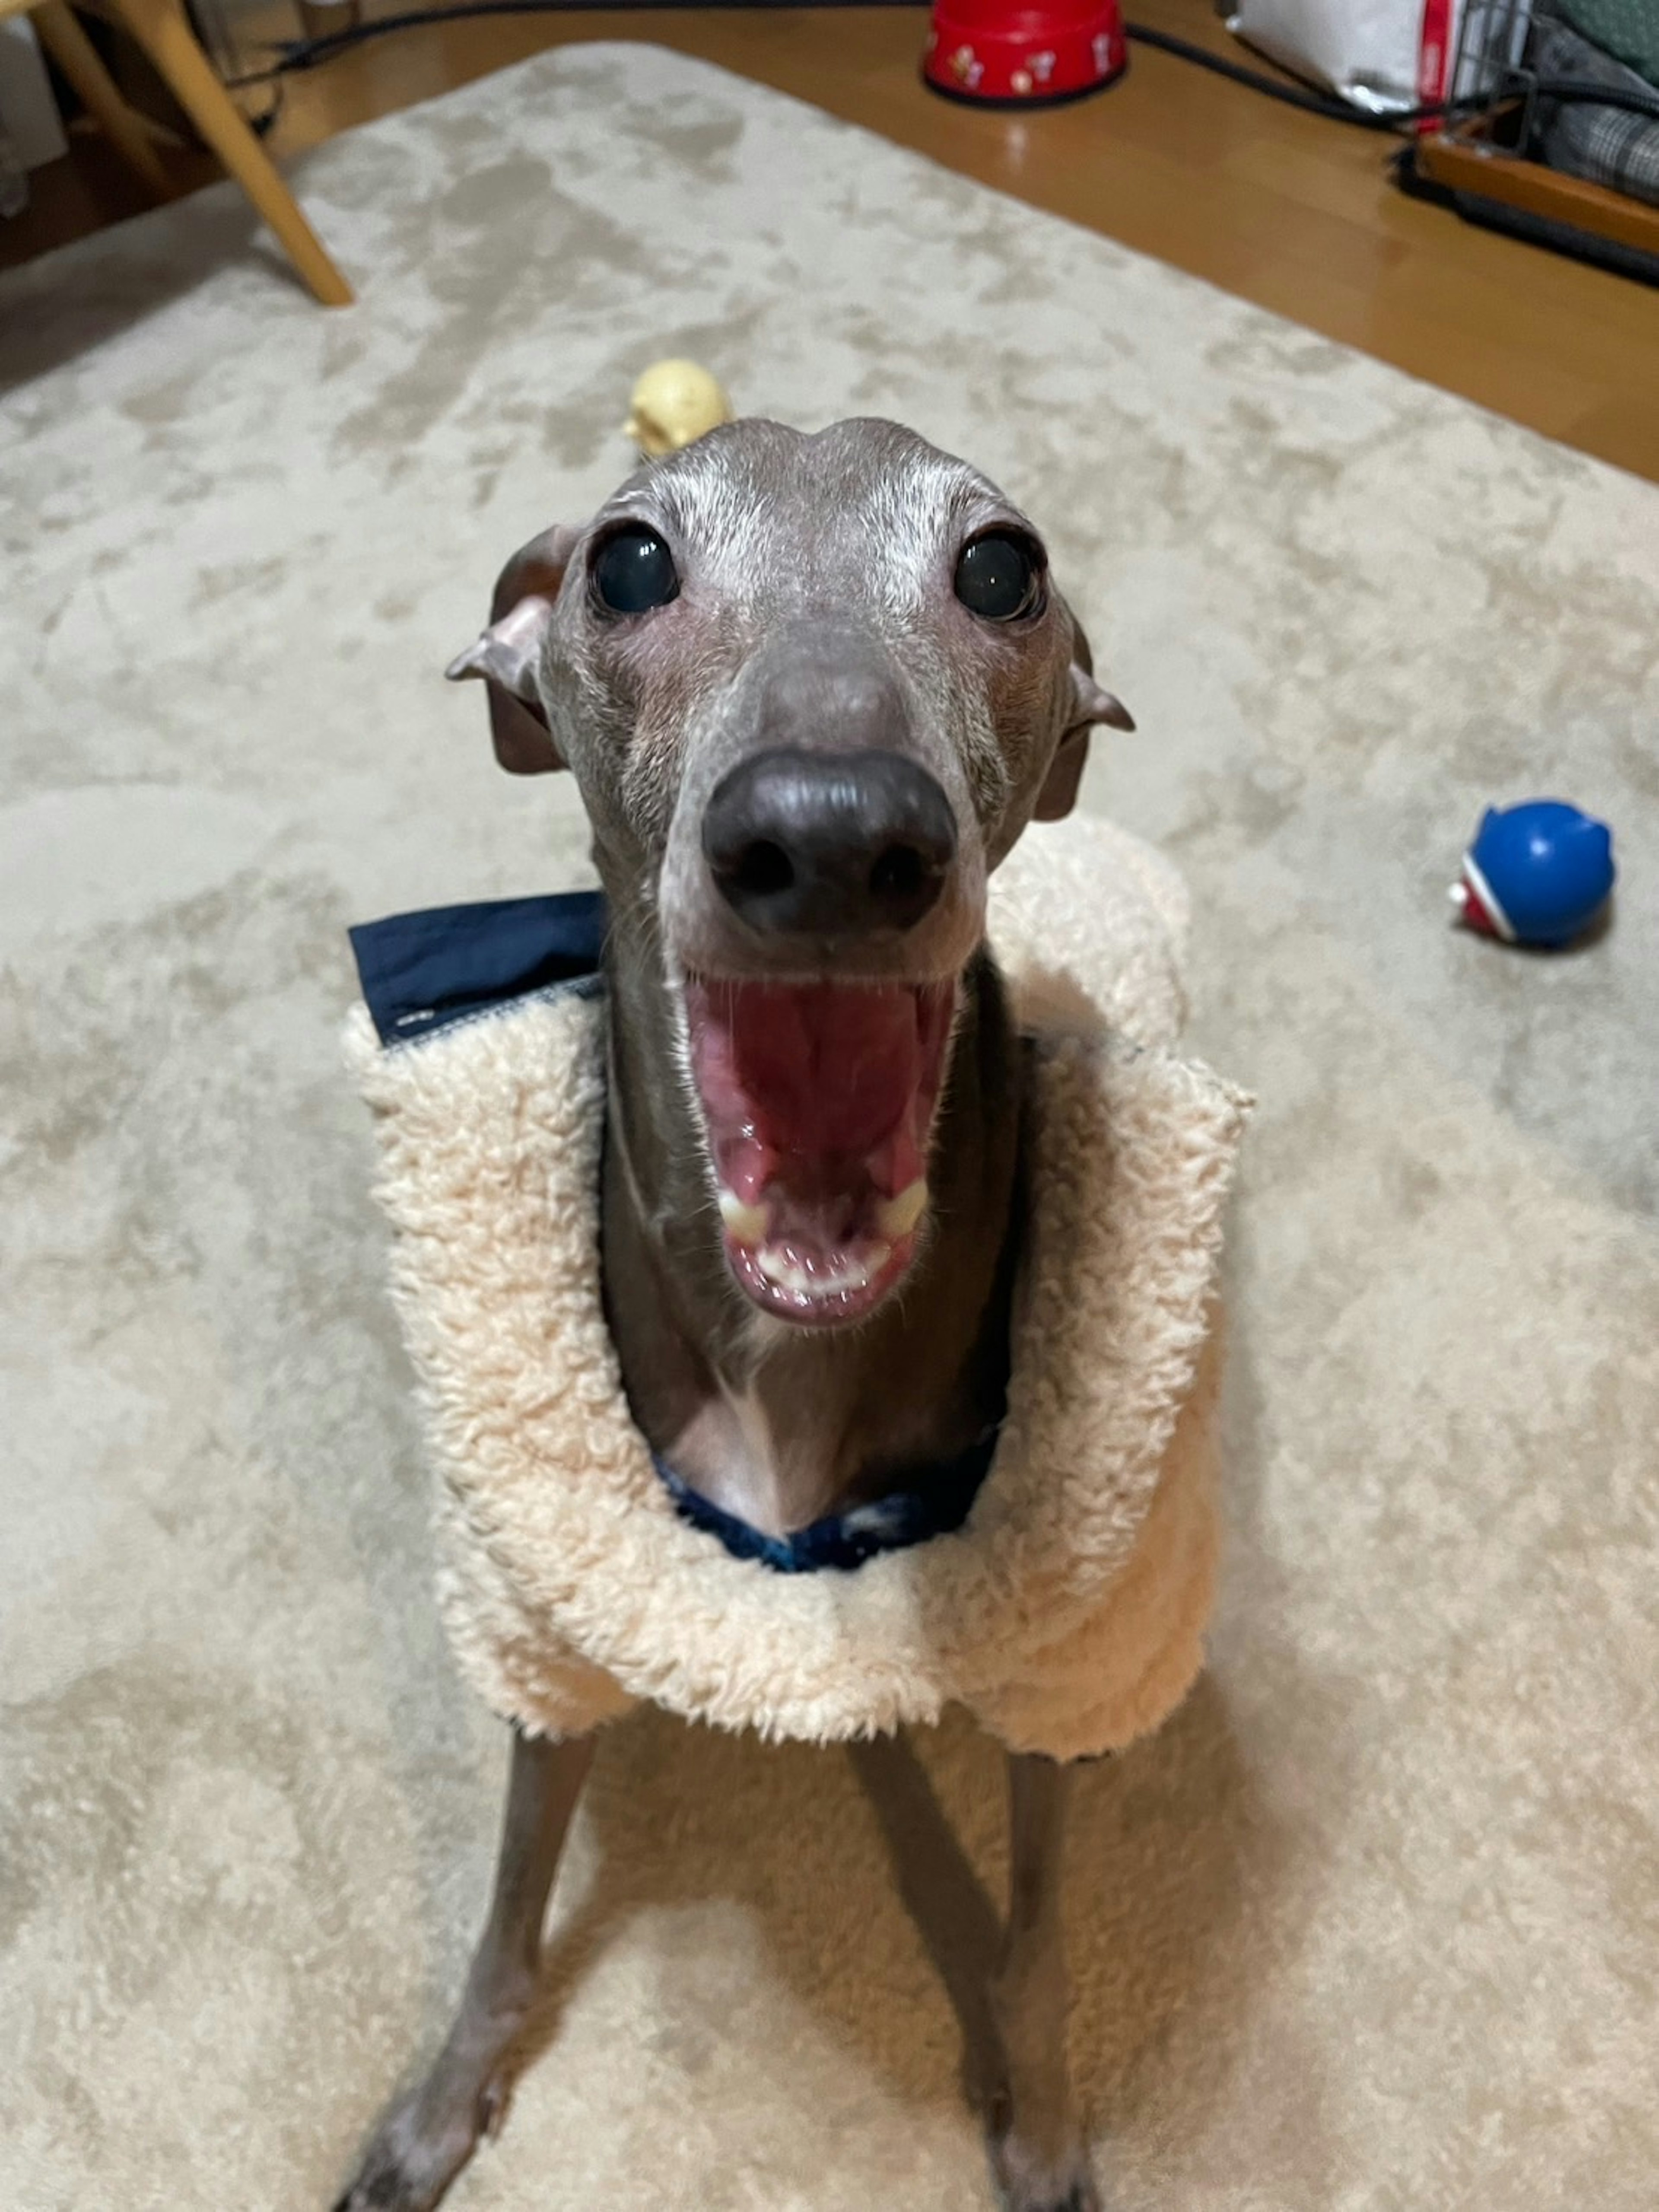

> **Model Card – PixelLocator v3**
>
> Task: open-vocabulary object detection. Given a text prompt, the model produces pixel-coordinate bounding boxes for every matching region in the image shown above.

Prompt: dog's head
[451,417,1131,1327]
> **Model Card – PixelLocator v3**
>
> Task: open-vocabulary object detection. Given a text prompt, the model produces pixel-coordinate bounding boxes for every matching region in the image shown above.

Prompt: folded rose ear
[445,524,581,774]
[1033,607,1135,822]
[1067,666,1135,735]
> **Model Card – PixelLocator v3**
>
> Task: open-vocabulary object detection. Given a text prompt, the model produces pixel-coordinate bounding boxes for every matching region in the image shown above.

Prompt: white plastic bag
[1227,0,1491,114]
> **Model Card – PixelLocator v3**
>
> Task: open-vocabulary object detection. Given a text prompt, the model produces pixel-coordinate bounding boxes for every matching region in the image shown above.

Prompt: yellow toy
[624,360,733,457]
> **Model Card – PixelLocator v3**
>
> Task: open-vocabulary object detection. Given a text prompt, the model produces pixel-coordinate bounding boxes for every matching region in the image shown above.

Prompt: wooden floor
[6,2,1657,477]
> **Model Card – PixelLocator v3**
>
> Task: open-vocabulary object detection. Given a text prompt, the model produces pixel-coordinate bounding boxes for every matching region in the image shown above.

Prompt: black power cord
[1126,22,1430,128]
[222,0,1659,129]
[1133,28,1653,129]
[230,0,930,86]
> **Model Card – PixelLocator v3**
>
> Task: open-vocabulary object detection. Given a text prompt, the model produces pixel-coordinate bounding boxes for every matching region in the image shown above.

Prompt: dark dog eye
[954,532,1046,622]
[591,526,679,614]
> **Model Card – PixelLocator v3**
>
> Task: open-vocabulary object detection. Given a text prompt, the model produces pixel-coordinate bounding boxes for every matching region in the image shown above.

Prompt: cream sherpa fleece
[347,817,1250,1760]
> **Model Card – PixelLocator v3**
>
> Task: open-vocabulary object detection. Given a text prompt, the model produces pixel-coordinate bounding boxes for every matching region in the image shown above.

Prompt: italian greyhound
[336,417,1135,2212]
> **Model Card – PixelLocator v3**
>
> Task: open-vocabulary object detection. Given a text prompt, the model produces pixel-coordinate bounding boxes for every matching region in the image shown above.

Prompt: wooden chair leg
[32,0,170,196]
[110,0,353,304]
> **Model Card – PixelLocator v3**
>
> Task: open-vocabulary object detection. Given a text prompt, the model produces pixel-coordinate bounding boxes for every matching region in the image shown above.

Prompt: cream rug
[2,44,1656,2212]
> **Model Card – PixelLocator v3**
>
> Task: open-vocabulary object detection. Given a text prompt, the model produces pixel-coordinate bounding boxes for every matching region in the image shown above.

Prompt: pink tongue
[687,980,929,1206]
[715,981,921,1151]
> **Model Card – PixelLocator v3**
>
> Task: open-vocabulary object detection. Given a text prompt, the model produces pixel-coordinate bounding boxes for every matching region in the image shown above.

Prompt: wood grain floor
[6,3,1657,478]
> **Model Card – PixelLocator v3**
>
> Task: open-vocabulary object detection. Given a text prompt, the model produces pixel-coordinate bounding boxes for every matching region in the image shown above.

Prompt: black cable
[232,0,928,83]
[1518,72,1659,121]
[228,0,606,81]
[227,7,1435,99]
[1124,22,1415,130]
[221,2,1659,129]
[1121,30,1659,129]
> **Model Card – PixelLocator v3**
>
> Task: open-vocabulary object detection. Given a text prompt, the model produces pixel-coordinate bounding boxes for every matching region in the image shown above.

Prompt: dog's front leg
[334,1727,595,2212]
[988,1753,1100,2212]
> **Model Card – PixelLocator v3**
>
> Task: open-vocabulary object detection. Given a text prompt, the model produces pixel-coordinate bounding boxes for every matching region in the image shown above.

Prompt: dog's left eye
[591,526,679,614]
[954,532,1046,623]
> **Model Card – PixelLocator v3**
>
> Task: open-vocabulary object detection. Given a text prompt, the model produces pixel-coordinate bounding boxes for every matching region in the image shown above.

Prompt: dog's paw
[989,2125,1104,2212]
[332,2069,508,2212]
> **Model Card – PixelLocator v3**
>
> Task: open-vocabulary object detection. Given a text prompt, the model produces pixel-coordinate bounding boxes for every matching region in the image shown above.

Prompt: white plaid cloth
[1534,8,1659,207]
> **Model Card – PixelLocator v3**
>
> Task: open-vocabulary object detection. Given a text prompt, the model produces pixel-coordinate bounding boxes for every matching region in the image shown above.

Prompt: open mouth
[683,974,957,1325]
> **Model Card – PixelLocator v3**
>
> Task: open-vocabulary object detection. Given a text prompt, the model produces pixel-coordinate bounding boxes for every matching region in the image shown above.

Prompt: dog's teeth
[856,1242,892,1286]
[718,1189,769,1246]
[876,1180,928,1241]
[756,1248,812,1295]
[755,1244,892,1300]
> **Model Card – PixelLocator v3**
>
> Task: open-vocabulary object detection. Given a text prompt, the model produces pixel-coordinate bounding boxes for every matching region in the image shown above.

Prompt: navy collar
[350,889,1005,1573]
[653,1427,1001,1574]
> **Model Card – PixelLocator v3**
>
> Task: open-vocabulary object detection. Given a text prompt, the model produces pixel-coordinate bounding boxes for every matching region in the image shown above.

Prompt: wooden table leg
[112,0,353,304]
[32,0,171,196]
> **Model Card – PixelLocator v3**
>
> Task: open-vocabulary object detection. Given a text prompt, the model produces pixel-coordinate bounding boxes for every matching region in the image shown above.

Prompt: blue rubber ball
[1462,800,1616,948]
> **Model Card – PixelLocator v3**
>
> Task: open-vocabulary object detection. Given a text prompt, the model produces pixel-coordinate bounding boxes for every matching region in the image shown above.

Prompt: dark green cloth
[1557,0,1659,87]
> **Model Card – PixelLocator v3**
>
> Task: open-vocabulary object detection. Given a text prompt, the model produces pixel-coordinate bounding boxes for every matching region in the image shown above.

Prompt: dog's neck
[598,903,1024,1536]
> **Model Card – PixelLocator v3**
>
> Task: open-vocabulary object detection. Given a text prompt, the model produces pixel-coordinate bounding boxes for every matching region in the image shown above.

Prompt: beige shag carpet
[2,43,1656,2212]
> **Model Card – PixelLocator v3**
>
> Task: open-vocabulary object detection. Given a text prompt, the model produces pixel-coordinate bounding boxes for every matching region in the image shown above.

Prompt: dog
[336,417,1137,2212]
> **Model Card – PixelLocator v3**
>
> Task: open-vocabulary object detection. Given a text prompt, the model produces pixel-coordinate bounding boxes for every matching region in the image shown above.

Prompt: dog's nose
[702,748,957,939]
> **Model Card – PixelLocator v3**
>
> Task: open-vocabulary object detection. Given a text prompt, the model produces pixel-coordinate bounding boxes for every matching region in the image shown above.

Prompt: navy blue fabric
[654,1426,1001,1574]
[350,891,607,1045]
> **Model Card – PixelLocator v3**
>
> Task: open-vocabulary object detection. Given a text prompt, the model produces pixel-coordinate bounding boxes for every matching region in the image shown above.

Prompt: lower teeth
[876,1178,929,1240]
[755,1243,892,1299]
[719,1178,927,1264]
[717,1188,769,1245]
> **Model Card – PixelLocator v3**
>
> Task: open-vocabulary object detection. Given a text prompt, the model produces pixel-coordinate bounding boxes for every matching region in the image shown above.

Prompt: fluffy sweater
[346,815,1250,1759]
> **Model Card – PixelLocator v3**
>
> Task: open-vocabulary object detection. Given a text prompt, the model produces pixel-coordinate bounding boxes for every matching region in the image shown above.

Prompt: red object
[1414,0,1455,134]
[1451,867,1503,939]
[923,0,1126,105]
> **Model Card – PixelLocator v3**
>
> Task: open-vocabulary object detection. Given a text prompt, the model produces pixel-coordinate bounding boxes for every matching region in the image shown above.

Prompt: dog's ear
[445,525,581,774]
[1034,602,1134,822]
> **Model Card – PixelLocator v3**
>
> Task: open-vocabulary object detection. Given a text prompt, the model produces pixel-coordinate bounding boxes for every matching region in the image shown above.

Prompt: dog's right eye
[953,530,1046,623]
[591,527,679,615]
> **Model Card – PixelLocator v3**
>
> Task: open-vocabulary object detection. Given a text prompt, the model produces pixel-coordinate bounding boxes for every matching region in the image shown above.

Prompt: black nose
[702,748,957,939]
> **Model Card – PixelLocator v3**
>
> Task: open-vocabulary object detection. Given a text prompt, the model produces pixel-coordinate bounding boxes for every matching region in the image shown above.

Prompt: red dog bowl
[923,0,1126,106]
